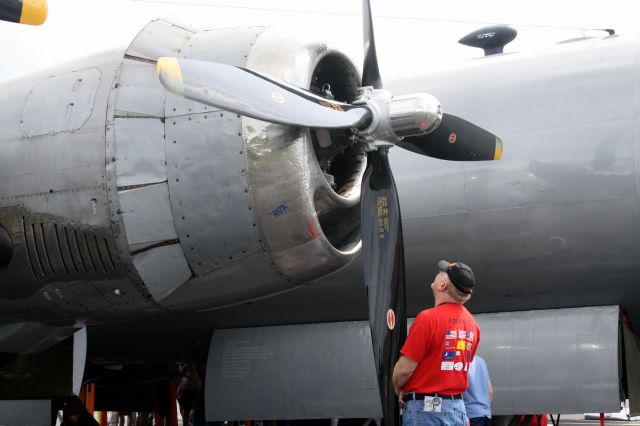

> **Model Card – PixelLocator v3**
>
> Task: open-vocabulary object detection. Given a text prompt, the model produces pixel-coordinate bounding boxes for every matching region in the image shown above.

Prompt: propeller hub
[355,88,399,150]
[355,88,443,151]
[388,93,442,138]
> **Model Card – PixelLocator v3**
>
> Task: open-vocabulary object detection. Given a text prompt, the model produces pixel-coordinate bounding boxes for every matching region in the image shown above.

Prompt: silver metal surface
[386,36,640,319]
[162,23,265,277]
[206,321,382,421]
[0,48,147,315]
[205,306,623,420]
[118,183,178,248]
[356,88,397,148]
[165,111,260,274]
[72,327,86,396]
[109,20,196,304]
[162,249,288,310]
[388,93,442,137]
[21,68,101,137]
[125,19,196,62]
[131,244,192,301]
[245,26,362,282]
[114,59,165,118]
[127,19,207,121]
[0,126,107,213]
[475,306,620,415]
[114,118,166,187]
[187,26,265,67]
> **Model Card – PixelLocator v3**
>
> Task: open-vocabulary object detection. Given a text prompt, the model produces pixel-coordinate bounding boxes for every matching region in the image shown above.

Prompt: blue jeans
[402,398,468,426]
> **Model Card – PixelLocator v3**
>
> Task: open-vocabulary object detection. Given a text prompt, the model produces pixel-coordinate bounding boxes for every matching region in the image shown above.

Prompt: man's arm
[392,356,418,399]
[488,379,494,402]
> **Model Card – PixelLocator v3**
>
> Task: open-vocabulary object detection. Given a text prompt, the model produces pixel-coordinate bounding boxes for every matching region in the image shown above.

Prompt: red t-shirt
[400,303,480,395]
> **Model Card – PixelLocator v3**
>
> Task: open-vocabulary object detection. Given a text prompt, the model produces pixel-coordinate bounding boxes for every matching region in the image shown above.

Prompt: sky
[1,0,640,82]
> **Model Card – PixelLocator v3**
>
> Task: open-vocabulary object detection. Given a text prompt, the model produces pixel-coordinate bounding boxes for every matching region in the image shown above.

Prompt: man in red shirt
[392,260,480,426]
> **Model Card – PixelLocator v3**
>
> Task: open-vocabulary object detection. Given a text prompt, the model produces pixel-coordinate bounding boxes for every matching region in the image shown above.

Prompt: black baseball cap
[438,260,475,294]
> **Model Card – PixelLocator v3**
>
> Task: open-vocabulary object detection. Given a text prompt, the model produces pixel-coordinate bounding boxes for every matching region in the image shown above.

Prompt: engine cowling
[109,20,365,308]
[0,19,364,315]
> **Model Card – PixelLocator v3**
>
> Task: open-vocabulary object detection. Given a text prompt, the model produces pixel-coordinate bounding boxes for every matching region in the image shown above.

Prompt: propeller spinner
[157,1,503,424]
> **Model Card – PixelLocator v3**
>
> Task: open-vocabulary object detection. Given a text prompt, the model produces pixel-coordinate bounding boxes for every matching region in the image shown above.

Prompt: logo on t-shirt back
[442,351,456,360]
[441,361,454,371]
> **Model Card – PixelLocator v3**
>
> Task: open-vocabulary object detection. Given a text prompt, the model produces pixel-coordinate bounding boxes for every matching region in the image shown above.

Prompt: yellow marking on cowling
[19,0,47,25]
[494,137,503,160]
[156,57,184,94]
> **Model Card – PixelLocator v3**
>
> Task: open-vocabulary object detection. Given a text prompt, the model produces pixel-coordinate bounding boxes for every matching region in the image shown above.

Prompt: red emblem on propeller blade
[387,309,396,330]
[449,133,457,144]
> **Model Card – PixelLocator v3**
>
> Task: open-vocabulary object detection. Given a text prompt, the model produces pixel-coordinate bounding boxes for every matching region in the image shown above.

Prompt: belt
[403,392,463,403]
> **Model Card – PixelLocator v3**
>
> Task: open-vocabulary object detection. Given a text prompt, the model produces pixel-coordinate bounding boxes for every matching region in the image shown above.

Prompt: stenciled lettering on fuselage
[272,202,289,218]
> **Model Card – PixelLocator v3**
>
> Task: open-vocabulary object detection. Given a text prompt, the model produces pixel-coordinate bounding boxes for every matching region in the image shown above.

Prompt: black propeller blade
[0,0,47,25]
[361,148,407,425]
[156,58,371,129]
[362,0,382,89]
[399,113,503,161]
[361,2,407,424]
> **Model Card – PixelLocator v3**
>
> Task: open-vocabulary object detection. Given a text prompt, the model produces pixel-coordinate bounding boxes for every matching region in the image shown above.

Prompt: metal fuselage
[393,35,640,318]
[0,24,638,361]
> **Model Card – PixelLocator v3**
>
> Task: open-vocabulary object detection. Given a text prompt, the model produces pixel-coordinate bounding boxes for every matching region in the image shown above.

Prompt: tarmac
[550,413,640,425]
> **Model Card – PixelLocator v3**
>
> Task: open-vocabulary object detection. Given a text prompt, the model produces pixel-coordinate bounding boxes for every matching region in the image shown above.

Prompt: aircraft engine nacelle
[0,19,364,313]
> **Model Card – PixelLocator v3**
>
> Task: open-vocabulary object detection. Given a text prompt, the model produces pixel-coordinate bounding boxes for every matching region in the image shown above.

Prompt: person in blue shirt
[464,355,493,426]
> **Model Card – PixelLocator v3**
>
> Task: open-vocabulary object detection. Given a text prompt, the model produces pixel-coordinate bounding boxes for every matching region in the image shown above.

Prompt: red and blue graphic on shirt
[441,327,475,372]
[400,304,480,395]
[442,351,457,360]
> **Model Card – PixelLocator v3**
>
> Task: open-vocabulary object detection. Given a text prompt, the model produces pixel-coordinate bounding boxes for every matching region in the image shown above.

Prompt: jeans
[402,398,468,426]
[469,417,491,426]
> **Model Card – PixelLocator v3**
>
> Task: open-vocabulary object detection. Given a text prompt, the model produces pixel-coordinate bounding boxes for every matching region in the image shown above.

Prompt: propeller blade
[398,113,503,161]
[0,0,47,25]
[362,0,382,89]
[361,148,407,426]
[156,57,371,129]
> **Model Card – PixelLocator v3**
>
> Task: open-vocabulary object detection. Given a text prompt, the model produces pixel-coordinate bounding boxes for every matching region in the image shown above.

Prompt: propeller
[399,113,503,161]
[361,148,406,425]
[156,58,371,130]
[157,1,503,424]
[0,0,47,25]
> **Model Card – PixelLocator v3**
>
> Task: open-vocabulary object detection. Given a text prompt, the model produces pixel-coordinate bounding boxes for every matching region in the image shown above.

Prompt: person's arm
[392,356,418,399]
[488,379,494,402]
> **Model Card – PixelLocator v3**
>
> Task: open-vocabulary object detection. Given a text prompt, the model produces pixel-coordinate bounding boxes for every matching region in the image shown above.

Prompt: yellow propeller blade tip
[156,57,184,94]
[494,137,503,160]
[20,0,47,25]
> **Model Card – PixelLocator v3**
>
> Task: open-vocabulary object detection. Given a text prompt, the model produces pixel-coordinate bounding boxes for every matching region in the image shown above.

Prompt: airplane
[0,0,639,425]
